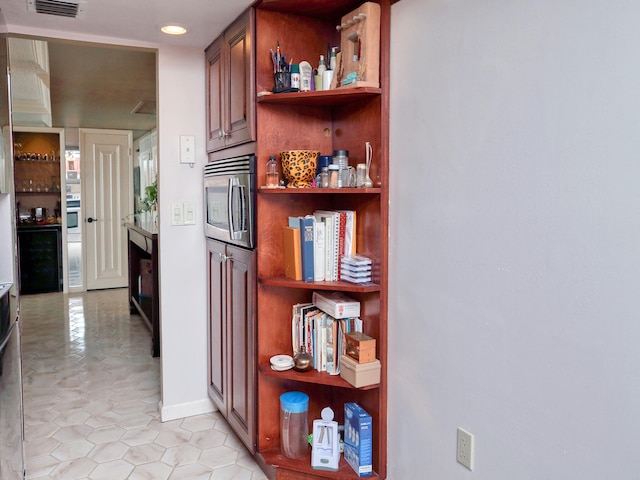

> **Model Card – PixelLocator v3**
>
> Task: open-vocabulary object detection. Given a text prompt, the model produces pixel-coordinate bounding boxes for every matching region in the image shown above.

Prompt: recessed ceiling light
[161,25,187,35]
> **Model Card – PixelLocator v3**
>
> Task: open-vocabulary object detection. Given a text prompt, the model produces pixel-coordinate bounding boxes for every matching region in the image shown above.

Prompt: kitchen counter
[124,222,159,357]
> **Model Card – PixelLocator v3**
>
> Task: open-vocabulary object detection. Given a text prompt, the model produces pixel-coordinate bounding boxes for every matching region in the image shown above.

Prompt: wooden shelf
[16,191,61,195]
[259,364,379,390]
[258,448,380,480]
[257,87,381,107]
[259,187,381,195]
[259,276,380,292]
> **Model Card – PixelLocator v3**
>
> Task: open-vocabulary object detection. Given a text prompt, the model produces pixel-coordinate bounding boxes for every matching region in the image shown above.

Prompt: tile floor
[20,288,268,480]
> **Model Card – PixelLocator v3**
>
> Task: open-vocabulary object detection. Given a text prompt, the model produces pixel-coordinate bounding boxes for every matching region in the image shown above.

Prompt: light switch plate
[183,202,196,225]
[171,202,184,225]
[179,135,195,164]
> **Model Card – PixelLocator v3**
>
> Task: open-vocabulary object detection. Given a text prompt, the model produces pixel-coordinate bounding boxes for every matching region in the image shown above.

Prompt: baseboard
[159,397,217,422]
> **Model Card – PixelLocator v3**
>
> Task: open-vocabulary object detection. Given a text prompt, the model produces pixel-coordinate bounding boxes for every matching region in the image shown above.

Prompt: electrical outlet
[457,427,474,470]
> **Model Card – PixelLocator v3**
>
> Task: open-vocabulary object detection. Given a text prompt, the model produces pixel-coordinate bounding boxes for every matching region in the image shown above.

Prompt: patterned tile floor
[20,288,268,480]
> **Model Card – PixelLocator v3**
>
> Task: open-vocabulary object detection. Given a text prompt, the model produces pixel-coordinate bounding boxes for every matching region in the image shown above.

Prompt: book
[299,216,315,282]
[337,210,356,256]
[314,210,340,281]
[282,226,302,281]
[314,221,326,282]
[335,211,347,279]
[292,302,313,356]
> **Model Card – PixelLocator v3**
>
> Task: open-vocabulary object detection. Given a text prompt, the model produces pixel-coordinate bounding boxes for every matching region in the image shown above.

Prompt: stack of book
[282,210,358,282]
[291,291,362,375]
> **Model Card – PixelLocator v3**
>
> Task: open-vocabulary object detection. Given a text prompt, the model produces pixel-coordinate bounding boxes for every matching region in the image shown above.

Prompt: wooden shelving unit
[253,1,391,478]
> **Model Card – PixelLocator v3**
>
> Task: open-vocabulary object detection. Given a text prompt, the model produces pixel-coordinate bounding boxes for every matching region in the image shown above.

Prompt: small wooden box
[340,355,381,388]
[345,332,376,364]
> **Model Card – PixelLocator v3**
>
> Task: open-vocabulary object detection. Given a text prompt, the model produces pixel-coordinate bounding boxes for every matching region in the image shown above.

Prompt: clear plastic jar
[332,149,349,188]
[328,165,340,188]
[280,391,309,459]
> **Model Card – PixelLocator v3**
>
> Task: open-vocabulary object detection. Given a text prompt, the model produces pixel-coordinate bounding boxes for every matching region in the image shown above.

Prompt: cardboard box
[340,355,380,388]
[344,402,373,477]
[345,332,376,363]
[312,291,360,319]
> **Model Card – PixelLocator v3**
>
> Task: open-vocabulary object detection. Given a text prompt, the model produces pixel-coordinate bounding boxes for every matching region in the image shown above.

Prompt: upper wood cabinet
[205,9,256,153]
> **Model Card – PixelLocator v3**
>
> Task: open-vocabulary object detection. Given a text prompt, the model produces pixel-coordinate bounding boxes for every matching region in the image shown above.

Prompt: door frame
[12,126,68,292]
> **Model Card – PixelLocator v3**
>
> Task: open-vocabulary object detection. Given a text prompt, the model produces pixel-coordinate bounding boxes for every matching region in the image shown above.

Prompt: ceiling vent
[27,0,87,19]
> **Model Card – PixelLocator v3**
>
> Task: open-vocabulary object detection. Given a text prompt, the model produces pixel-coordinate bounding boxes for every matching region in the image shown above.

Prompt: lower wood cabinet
[206,238,256,452]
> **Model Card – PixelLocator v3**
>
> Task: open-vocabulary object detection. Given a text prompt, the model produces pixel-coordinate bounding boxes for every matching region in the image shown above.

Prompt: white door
[81,129,133,290]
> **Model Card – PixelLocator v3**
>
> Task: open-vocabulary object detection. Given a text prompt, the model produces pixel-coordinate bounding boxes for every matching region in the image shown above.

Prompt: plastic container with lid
[332,150,349,188]
[280,391,309,459]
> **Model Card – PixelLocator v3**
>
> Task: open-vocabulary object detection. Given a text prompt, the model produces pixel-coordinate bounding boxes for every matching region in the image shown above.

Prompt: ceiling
[0,0,254,140]
[0,0,253,49]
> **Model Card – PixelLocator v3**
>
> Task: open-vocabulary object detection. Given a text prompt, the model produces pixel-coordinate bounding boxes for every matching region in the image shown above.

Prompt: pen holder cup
[273,72,291,93]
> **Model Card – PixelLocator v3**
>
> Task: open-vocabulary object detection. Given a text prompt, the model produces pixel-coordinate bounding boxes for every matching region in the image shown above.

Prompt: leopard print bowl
[280,150,320,188]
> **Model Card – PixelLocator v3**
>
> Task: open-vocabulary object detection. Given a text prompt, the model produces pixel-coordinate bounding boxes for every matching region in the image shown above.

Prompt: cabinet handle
[217,252,232,262]
[218,130,230,139]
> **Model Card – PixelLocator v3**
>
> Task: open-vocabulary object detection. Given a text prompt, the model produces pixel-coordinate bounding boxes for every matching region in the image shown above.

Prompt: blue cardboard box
[344,402,373,476]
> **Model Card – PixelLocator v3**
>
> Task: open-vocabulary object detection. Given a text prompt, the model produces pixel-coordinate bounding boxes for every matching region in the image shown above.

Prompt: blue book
[299,216,315,282]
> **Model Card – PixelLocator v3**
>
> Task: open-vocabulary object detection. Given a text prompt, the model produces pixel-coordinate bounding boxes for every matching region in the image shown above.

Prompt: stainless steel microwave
[203,155,255,249]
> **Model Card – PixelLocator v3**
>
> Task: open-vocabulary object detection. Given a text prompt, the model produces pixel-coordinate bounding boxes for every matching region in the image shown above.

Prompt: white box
[312,291,360,319]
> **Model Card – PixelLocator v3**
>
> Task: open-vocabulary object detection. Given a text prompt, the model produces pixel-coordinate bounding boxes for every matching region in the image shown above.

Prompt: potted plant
[140,179,157,213]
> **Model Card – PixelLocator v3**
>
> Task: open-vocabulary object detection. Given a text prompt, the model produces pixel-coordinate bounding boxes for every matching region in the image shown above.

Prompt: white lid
[270,354,294,369]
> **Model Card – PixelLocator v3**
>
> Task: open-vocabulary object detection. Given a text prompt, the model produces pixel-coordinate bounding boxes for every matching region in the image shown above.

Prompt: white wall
[389,0,640,478]
[3,26,213,420]
[156,46,211,420]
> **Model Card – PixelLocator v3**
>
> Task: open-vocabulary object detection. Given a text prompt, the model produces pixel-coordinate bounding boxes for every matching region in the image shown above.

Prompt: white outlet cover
[457,427,474,470]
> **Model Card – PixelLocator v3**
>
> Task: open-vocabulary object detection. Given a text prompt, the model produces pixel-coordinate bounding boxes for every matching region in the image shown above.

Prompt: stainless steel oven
[204,155,255,249]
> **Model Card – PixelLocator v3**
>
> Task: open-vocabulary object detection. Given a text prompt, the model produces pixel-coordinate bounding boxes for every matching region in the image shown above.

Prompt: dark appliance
[17,226,63,294]
[203,155,256,249]
[0,283,24,480]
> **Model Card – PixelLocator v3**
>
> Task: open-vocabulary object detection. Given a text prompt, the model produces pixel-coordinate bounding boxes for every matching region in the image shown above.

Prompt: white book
[314,221,325,281]
[314,211,337,281]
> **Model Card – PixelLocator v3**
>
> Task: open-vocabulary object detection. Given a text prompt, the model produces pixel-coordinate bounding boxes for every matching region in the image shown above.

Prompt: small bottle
[290,64,300,90]
[330,47,337,71]
[319,167,329,188]
[328,165,340,188]
[317,55,326,76]
[266,156,279,188]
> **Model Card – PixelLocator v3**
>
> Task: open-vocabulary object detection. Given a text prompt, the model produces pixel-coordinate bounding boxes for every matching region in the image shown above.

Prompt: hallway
[19,288,267,480]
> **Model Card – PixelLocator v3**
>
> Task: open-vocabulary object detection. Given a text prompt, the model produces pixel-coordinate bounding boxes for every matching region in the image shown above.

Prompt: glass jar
[328,165,340,188]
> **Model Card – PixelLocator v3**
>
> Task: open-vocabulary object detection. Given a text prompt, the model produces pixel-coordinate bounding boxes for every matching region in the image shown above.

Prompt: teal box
[344,402,373,477]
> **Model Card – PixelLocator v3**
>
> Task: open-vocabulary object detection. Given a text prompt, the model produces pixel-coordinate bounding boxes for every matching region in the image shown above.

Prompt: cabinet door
[205,36,225,152]
[206,238,227,411]
[226,244,256,452]
[224,10,255,149]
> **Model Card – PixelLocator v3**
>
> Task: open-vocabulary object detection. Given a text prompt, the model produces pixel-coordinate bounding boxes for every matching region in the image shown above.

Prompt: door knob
[87,217,98,223]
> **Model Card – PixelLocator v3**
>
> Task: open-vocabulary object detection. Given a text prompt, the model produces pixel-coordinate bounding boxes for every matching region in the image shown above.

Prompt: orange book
[282,226,302,281]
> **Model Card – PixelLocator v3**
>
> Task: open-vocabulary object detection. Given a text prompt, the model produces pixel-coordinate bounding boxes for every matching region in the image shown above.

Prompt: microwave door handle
[228,178,245,240]
[227,178,236,239]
